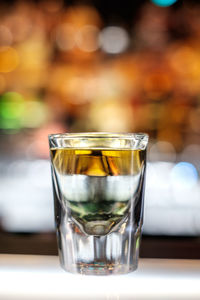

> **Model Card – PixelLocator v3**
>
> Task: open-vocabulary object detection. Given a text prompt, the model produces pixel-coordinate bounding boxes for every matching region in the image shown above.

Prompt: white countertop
[0,254,199,300]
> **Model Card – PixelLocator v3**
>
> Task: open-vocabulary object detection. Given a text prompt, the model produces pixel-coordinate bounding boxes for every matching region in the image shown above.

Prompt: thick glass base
[57,217,141,275]
[61,261,138,276]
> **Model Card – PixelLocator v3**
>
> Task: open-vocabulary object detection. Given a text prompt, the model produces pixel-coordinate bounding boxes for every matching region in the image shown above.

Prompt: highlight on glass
[49,132,148,275]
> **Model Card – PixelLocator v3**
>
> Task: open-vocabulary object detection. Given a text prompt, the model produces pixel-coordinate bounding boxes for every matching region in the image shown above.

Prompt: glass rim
[48,132,148,150]
[48,132,148,140]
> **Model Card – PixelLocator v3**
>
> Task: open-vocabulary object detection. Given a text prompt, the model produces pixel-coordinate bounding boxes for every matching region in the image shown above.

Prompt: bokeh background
[0,0,200,257]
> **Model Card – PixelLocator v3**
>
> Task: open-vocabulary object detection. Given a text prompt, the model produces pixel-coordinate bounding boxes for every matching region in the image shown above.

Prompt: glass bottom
[61,261,138,275]
[57,216,141,275]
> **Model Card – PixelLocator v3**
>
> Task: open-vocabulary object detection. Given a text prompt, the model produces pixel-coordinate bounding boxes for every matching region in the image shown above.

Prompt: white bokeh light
[170,162,198,190]
[99,26,129,54]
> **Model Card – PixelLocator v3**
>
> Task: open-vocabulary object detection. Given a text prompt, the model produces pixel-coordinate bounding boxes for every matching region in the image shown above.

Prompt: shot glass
[49,132,148,275]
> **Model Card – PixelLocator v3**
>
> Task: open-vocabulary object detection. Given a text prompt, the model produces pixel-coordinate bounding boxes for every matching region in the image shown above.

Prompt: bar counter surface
[0,254,199,299]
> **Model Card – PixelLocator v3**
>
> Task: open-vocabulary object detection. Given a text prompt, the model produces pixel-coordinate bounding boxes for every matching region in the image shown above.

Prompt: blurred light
[55,24,76,51]
[1,90,23,102]
[0,92,24,129]
[189,108,200,133]
[181,145,200,165]
[64,6,102,29]
[168,46,199,78]
[21,101,48,128]
[26,122,66,158]
[170,162,198,189]
[6,16,32,43]
[151,0,177,7]
[0,47,19,73]
[0,101,23,119]
[40,0,63,13]
[146,162,174,191]
[65,76,97,104]
[0,159,54,232]
[89,100,133,132]
[27,160,52,188]
[0,25,13,46]
[149,141,176,162]
[144,73,172,96]
[0,92,24,118]
[0,94,48,130]
[75,25,100,52]
[0,75,6,93]
[0,118,21,130]
[99,26,129,54]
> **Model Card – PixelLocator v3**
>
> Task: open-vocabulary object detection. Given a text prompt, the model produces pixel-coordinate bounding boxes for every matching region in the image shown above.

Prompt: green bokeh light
[0,92,25,129]
[0,118,21,129]
[0,92,48,130]
[0,101,24,119]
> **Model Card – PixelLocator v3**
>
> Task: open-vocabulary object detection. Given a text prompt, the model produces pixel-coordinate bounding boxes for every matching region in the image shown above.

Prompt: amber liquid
[50,148,145,236]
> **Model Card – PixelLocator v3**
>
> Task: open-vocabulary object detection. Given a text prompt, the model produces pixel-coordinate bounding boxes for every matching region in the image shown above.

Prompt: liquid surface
[50,148,145,235]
